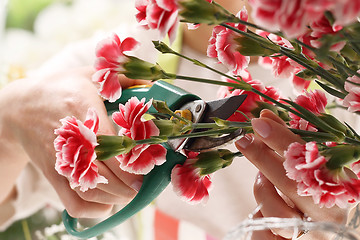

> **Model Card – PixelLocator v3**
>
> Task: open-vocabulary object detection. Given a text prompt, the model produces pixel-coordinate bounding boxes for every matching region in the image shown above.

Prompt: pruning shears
[62,80,247,238]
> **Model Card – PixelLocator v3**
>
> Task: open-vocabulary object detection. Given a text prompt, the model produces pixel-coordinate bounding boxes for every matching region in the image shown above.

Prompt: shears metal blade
[168,94,247,152]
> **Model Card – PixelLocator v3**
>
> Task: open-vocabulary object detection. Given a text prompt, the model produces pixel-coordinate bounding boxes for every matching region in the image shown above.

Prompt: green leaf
[315,80,347,99]
[282,99,345,141]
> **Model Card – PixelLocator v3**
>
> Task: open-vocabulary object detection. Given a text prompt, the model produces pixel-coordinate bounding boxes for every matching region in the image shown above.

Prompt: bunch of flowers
[54,0,360,210]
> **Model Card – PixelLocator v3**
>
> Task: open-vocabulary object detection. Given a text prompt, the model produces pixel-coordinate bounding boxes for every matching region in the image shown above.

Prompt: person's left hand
[235,109,348,239]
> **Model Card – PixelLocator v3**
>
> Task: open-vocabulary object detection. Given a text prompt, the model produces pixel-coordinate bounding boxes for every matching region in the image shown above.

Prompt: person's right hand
[0,67,148,218]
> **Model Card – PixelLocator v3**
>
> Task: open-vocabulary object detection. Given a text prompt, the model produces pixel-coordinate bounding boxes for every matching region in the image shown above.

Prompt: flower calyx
[122,56,167,81]
[179,0,236,26]
[194,149,237,175]
[95,135,136,161]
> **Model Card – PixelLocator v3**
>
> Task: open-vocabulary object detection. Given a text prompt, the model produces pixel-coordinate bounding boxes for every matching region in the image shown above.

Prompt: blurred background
[0,0,136,88]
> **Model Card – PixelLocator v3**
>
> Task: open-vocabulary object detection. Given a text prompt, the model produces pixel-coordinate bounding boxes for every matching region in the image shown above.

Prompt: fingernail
[131,180,143,192]
[236,134,253,149]
[251,118,271,138]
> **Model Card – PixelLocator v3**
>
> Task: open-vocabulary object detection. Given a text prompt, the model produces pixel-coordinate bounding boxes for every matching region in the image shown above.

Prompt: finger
[254,172,302,238]
[235,134,298,198]
[47,170,113,218]
[75,187,128,205]
[251,116,304,157]
[259,109,287,126]
[118,75,152,89]
[250,211,287,240]
[96,160,142,196]
[100,157,144,192]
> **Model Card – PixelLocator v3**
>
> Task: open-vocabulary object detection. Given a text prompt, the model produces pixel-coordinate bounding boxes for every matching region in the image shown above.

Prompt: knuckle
[77,189,98,202]
[253,178,267,200]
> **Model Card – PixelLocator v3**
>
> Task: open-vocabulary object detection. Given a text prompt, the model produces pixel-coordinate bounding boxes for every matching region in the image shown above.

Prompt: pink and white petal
[120,37,140,53]
[83,108,99,133]
[157,0,178,11]
[95,34,123,62]
[98,71,122,102]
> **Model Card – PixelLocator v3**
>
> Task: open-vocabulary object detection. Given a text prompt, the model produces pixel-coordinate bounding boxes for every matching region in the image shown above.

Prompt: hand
[235,109,348,239]
[0,67,149,218]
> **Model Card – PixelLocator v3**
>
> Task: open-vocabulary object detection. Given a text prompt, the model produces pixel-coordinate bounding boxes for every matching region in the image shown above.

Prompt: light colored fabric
[0,163,62,231]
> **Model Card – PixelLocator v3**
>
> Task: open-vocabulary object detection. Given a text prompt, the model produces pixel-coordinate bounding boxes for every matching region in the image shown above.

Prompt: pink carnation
[308,15,346,52]
[113,97,166,174]
[257,31,302,78]
[207,8,250,75]
[289,90,327,131]
[249,0,327,38]
[135,0,179,43]
[93,33,139,102]
[292,71,311,93]
[218,71,281,122]
[54,108,108,192]
[330,0,360,29]
[171,151,212,204]
[343,70,360,112]
[284,142,360,208]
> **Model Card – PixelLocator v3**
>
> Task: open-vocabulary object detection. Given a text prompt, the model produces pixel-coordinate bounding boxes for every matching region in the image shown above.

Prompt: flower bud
[194,149,236,175]
[295,69,317,80]
[179,0,236,25]
[323,144,360,170]
[122,56,167,80]
[234,36,278,56]
[152,100,173,115]
[153,41,176,54]
[95,135,136,161]
[318,113,350,136]
[152,119,187,136]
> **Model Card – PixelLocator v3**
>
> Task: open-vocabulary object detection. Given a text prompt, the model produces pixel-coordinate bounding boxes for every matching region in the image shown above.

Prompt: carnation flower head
[135,0,179,43]
[93,33,139,102]
[207,8,250,76]
[54,108,108,192]
[308,15,346,52]
[113,97,167,174]
[257,31,303,78]
[284,142,360,208]
[249,0,328,38]
[289,90,327,132]
[343,70,360,113]
[171,151,213,204]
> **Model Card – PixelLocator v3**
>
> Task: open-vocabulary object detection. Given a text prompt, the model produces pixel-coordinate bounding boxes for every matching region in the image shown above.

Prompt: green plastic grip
[62,81,200,238]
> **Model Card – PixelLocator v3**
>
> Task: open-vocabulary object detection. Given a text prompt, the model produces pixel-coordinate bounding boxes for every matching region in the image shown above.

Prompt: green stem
[221,23,345,91]
[345,136,360,145]
[295,39,360,80]
[220,23,279,52]
[167,73,252,91]
[21,220,32,240]
[165,50,250,83]
[251,88,307,120]
[279,47,345,90]
[233,151,244,158]
[136,127,240,145]
[341,29,360,56]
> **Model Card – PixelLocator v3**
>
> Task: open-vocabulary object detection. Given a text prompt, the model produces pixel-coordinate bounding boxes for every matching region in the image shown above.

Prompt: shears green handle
[63,81,200,238]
